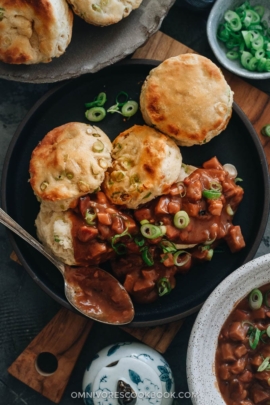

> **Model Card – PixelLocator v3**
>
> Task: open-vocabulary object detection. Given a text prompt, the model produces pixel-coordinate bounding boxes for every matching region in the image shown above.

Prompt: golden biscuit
[140,54,233,146]
[29,122,112,211]
[103,125,182,209]
[0,0,73,64]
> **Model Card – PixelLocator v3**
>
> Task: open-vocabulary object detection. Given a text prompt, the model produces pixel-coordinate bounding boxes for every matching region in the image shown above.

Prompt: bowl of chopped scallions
[207,0,270,79]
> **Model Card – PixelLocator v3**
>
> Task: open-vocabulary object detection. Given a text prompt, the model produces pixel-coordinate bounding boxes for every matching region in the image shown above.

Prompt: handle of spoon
[0,207,64,273]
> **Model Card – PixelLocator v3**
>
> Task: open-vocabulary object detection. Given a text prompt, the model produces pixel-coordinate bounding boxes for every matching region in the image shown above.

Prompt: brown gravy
[65,266,134,324]
[216,283,270,405]
[68,157,245,304]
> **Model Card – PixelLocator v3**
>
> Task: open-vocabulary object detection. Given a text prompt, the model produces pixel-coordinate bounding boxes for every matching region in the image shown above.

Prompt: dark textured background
[1,1,270,404]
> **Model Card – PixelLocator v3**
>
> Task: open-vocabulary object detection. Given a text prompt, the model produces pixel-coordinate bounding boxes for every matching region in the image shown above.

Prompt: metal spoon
[0,208,134,325]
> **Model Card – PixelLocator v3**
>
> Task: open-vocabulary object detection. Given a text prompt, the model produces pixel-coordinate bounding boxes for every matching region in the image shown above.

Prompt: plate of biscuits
[0,0,175,83]
[2,56,269,326]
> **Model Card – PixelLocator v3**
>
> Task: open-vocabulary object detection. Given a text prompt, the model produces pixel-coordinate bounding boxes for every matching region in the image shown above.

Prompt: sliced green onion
[111,227,132,255]
[140,219,149,225]
[242,30,251,48]
[173,250,191,267]
[258,357,270,372]
[206,249,214,261]
[202,189,222,200]
[92,140,104,152]
[40,181,49,191]
[85,107,106,122]
[210,181,222,192]
[107,104,121,114]
[226,50,240,60]
[173,211,190,229]
[249,288,263,310]
[54,235,60,243]
[241,51,253,68]
[116,91,129,107]
[141,247,154,266]
[121,101,138,117]
[160,240,177,253]
[248,56,258,71]
[255,49,265,59]
[85,92,107,108]
[95,92,107,106]
[258,57,267,71]
[134,236,145,247]
[267,325,270,337]
[204,236,216,245]
[254,5,265,18]
[264,290,270,307]
[85,209,97,225]
[235,177,243,183]
[226,204,234,216]
[249,327,261,349]
[261,125,270,137]
[141,224,163,239]
[157,277,172,297]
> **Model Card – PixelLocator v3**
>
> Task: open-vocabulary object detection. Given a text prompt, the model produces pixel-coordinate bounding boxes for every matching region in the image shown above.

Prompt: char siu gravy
[65,266,134,324]
[216,283,270,405]
[68,157,245,304]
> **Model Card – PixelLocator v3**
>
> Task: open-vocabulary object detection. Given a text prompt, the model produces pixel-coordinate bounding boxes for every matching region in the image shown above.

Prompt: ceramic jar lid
[82,342,174,405]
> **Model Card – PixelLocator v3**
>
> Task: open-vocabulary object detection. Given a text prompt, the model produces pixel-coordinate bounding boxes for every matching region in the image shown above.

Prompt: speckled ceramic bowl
[207,0,270,79]
[186,253,270,404]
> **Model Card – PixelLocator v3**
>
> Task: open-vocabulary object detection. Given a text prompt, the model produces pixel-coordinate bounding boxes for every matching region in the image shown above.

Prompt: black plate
[2,60,269,327]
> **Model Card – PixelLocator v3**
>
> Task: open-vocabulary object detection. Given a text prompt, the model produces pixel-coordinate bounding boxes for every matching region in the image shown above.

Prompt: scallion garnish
[141,224,164,240]
[134,236,145,247]
[173,250,191,267]
[121,101,138,117]
[249,288,263,310]
[258,357,270,372]
[141,247,154,266]
[116,91,129,107]
[202,189,222,200]
[249,327,261,349]
[160,240,177,253]
[157,277,172,296]
[261,124,270,137]
[173,211,190,229]
[111,227,132,255]
[85,92,107,108]
[107,91,138,118]
[85,107,106,122]
[85,209,97,225]
[217,1,270,73]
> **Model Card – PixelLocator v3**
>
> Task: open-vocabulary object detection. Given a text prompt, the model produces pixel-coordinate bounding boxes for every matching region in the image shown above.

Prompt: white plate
[0,0,175,83]
[187,253,270,404]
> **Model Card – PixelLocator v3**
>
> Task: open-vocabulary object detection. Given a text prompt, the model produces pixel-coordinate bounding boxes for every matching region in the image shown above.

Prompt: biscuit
[102,125,182,209]
[35,205,76,265]
[67,0,142,26]
[29,122,112,211]
[140,54,233,147]
[0,0,73,64]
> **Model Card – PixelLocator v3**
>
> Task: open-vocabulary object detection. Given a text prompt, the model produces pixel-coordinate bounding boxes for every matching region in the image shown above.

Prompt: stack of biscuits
[29,53,234,266]
[0,0,143,65]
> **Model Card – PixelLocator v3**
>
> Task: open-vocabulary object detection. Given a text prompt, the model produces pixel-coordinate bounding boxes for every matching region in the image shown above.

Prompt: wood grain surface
[8,309,94,403]
[9,30,270,402]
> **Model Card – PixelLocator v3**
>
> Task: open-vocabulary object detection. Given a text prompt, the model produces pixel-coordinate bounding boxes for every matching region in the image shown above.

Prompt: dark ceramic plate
[2,60,269,326]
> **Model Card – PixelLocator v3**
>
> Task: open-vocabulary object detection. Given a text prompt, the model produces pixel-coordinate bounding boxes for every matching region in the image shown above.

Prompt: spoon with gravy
[0,208,134,325]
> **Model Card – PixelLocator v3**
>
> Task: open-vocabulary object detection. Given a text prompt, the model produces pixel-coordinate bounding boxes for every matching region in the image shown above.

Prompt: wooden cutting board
[9,31,270,403]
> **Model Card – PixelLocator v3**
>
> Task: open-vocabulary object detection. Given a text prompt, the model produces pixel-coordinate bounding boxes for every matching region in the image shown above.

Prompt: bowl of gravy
[187,253,270,405]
